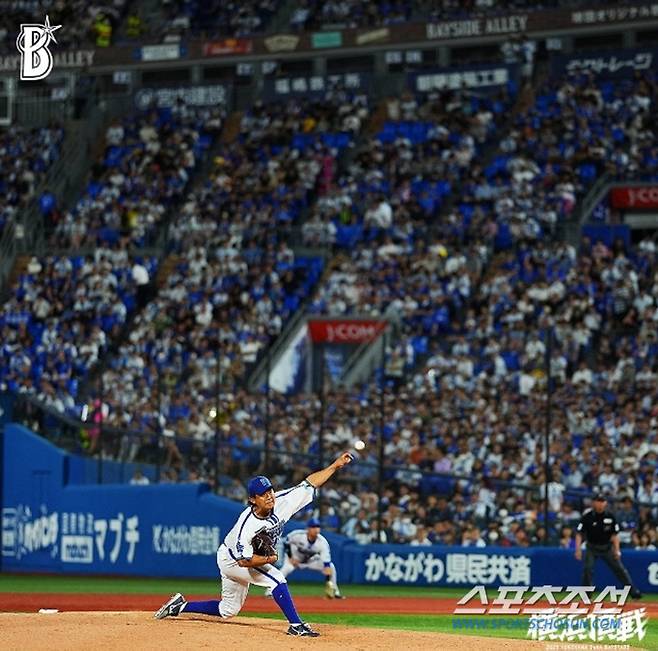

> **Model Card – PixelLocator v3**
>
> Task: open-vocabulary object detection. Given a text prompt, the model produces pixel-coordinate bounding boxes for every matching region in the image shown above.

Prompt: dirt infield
[0,593,443,613]
[1,594,653,650]
[0,612,554,651]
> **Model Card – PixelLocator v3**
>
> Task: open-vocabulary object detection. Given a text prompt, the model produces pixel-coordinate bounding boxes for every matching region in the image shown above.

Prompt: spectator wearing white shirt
[410,526,432,547]
[462,526,486,548]
[364,196,393,229]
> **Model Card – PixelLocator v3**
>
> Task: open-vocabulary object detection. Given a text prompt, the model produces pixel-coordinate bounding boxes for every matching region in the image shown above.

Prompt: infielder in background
[264,518,345,599]
[154,452,353,637]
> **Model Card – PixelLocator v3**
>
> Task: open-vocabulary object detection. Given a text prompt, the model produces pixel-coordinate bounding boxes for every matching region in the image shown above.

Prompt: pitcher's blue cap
[308,518,321,528]
[248,475,273,496]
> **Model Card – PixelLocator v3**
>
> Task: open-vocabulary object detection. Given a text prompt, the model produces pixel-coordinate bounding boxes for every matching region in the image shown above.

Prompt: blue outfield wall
[2,423,658,591]
[0,424,349,582]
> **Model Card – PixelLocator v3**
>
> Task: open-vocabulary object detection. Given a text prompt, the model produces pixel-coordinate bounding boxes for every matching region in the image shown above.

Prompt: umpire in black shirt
[575,493,642,598]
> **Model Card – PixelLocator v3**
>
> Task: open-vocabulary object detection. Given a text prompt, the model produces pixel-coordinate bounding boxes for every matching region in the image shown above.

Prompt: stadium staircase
[155,255,181,289]
[247,252,347,391]
[365,100,389,137]
[393,66,551,379]
[220,111,243,143]
[266,0,301,33]
[0,103,116,293]
[129,0,166,42]
[74,109,231,401]
[0,256,30,303]
[246,101,396,390]
[76,252,182,400]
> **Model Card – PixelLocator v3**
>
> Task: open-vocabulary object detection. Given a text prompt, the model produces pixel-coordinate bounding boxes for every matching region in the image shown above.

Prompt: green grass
[0,574,463,598]
[243,612,658,648]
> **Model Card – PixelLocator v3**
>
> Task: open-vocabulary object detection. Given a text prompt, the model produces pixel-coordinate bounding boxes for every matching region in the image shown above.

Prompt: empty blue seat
[578,163,597,183]
[283,294,300,313]
[411,336,428,355]
[87,181,104,198]
[104,146,125,167]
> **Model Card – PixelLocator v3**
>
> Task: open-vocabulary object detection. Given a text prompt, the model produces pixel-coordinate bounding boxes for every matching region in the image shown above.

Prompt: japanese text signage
[139,43,183,62]
[412,65,513,93]
[571,4,658,25]
[552,47,657,78]
[202,39,252,56]
[2,505,139,565]
[134,84,230,110]
[363,551,531,584]
[611,186,658,209]
[264,73,367,99]
[308,319,386,344]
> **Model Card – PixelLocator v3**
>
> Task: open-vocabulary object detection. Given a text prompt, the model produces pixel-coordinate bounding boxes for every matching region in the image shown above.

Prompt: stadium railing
[5,391,653,548]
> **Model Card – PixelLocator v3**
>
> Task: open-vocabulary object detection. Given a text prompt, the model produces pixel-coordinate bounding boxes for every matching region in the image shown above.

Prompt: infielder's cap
[247,475,273,496]
[307,518,321,528]
[592,492,608,501]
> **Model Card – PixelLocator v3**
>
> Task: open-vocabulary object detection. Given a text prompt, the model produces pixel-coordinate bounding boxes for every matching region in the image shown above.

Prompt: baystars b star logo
[16,15,62,81]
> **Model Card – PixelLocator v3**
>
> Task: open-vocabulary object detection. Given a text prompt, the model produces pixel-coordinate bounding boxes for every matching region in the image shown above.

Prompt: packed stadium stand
[0,124,64,237]
[2,4,658,558]
[51,104,215,249]
[1,0,133,51]
[156,0,278,40]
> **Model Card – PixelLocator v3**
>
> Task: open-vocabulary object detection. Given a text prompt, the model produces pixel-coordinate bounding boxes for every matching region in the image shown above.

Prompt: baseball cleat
[154,592,187,619]
[334,593,346,600]
[287,622,320,637]
[631,589,643,599]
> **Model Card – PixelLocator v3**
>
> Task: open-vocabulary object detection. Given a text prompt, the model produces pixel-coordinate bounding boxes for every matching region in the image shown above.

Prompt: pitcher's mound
[0,611,554,650]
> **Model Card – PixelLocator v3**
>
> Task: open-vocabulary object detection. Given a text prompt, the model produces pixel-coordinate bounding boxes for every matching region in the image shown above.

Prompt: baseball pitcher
[264,518,344,599]
[154,451,353,637]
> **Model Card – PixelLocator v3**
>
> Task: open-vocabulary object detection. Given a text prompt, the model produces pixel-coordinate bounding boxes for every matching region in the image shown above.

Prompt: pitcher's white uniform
[217,480,316,618]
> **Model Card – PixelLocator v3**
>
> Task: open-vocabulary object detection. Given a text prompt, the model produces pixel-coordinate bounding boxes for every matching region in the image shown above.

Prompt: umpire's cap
[592,492,608,502]
[307,518,321,528]
[248,475,273,496]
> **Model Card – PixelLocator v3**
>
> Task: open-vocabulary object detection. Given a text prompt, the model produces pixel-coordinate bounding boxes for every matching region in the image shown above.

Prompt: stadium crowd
[2,56,658,552]
[0,124,64,237]
[292,0,602,31]
[302,85,513,249]
[92,88,369,446]
[0,0,132,52]
[155,0,276,40]
[0,248,157,419]
[458,68,658,247]
[0,101,217,417]
[51,103,216,249]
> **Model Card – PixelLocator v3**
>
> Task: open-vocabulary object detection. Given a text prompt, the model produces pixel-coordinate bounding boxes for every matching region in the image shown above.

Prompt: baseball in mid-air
[354,439,366,451]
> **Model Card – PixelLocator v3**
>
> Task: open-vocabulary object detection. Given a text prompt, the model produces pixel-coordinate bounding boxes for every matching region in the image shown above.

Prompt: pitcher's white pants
[217,544,286,618]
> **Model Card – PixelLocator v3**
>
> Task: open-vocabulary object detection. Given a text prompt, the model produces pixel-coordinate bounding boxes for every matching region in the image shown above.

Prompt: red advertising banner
[611,186,658,209]
[308,319,386,344]
[203,39,253,56]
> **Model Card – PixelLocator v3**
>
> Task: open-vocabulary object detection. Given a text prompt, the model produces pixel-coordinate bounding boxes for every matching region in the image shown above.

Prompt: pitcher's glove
[252,530,276,557]
[324,579,336,599]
